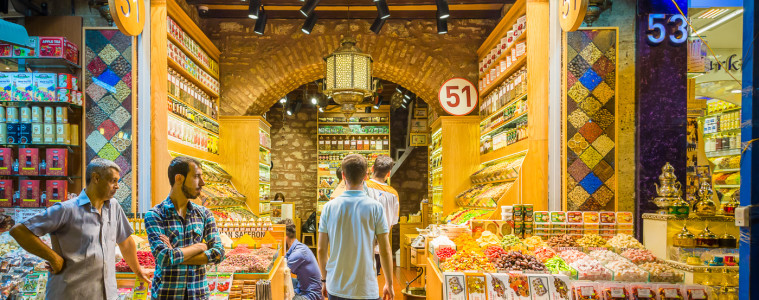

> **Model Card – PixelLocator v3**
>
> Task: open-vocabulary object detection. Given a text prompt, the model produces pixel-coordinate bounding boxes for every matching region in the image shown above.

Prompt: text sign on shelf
[439,78,478,116]
[109,0,146,36]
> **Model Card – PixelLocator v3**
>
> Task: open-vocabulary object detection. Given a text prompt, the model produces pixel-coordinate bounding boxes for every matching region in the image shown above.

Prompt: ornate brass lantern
[323,37,373,118]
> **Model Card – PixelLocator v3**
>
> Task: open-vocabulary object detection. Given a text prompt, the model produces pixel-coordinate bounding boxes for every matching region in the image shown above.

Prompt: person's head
[341,154,367,187]
[274,193,285,201]
[168,156,204,200]
[335,166,342,183]
[85,158,121,200]
[372,155,394,180]
[277,219,297,248]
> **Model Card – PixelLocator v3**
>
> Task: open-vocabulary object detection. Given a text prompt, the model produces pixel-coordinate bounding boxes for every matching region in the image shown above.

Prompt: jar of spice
[695,226,719,248]
[673,225,696,247]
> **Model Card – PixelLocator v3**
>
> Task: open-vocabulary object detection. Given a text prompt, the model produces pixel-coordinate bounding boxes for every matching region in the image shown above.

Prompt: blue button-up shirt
[145,197,225,300]
[286,240,322,299]
[23,190,133,300]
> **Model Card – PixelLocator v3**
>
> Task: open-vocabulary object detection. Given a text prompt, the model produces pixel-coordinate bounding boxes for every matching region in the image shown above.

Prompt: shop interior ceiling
[189,0,510,19]
[279,79,408,112]
[690,7,743,105]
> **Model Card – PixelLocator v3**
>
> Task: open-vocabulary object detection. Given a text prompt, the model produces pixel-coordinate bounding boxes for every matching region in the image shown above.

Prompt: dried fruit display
[116,251,155,272]
[509,273,530,297]
[445,208,494,225]
[607,234,644,249]
[544,257,575,276]
[467,276,485,294]
[470,156,525,183]
[638,262,685,283]
[547,234,578,248]
[489,250,546,271]
[523,236,546,249]
[534,247,557,262]
[500,234,521,248]
[436,247,457,260]
[576,234,607,248]
[441,250,495,272]
[477,231,501,248]
[621,249,657,264]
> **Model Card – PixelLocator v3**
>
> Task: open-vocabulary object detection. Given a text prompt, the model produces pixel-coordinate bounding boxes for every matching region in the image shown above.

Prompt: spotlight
[435,0,449,19]
[286,109,293,116]
[370,16,386,34]
[300,0,320,17]
[248,0,261,19]
[395,87,402,93]
[437,18,448,34]
[403,93,411,100]
[279,97,287,104]
[311,97,318,105]
[401,103,407,109]
[319,107,324,112]
[302,13,318,34]
[377,0,390,19]
[254,8,267,35]
[374,96,383,109]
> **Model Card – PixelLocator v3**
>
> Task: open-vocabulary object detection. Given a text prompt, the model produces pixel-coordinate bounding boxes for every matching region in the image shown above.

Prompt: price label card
[439,78,478,116]
[637,288,652,298]
[611,287,625,298]
[580,286,596,297]
[664,288,680,298]
[689,289,707,299]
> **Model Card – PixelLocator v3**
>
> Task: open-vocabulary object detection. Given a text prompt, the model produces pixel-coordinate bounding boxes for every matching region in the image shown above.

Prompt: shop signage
[109,0,146,36]
[646,14,687,45]
[707,54,742,73]
[559,0,588,32]
[439,78,478,116]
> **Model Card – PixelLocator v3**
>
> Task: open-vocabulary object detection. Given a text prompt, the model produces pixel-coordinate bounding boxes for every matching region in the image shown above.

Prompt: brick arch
[208,19,494,116]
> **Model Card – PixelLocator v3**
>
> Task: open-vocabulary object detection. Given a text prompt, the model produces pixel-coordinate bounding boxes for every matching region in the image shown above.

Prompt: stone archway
[202,18,497,115]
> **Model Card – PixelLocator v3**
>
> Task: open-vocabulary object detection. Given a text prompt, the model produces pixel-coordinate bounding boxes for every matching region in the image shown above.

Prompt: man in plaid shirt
[146,156,225,299]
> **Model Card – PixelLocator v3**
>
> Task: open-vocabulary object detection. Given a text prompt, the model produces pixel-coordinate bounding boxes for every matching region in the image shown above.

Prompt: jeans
[328,295,380,300]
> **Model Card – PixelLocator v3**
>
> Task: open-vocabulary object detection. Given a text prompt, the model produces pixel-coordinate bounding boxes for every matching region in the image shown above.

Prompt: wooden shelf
[168,58,219,98]
[169,114,220,137]
[480,110,528,137]
[479,93,528,123]
[168,93,218,123]
[706,149,741,158]
[480,139,528,164]
[318,122,389,125]
[167,139,219,162]
[318,150,390,153]
[166,0,220,61]
[472,177,518,185]
[703,128,741,136]
[0,101,83,109]
[480,55,528,97]
[714,168,740,173]
[318,133,389,136]
[478,33,527,80]
[3,57,81,70]
[168,34,219,79]
[714,184,740,189]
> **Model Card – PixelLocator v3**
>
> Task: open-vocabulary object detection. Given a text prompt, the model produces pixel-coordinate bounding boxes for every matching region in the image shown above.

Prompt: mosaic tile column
[635,0,688,234]
[565,29,618,211]
[83,29,135,213]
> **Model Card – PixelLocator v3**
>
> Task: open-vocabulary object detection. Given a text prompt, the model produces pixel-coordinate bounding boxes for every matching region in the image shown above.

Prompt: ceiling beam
[201,3,504,19]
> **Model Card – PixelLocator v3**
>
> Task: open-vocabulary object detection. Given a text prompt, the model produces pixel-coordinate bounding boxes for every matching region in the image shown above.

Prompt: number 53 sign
[439,78,478,116]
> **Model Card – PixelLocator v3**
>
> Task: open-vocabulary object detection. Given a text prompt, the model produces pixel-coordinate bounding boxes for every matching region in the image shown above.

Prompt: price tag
[689,289,707,299]
[580,286,595,297]
[611,288,625,298]
[439,78,478,116]
[637,288,652,298]
[664,288,680,298]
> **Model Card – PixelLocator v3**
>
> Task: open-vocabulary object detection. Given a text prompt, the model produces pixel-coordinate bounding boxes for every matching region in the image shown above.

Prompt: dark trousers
[328,295,380,300]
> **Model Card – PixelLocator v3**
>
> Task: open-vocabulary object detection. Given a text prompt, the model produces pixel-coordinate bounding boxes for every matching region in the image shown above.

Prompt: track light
[374,96,383,109]
[311,97,318,105]
[300,0,319,17]
[280,97,287,104]
[370,17,386,34]
[248,0,261,19]
[302,13,318,34]
[403,93,411,100]
[437,18,448,34]
[254,8,267,35]
[286,109,293,116]
[401,103,407,109]
[436,0,449,19]
[377,0,390,19]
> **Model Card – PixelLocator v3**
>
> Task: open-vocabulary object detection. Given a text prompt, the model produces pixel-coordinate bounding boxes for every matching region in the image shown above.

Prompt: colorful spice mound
[621,249,657,264]
[500,234,522,248]
[116,251,155,272]
[576,234,607,248]
[534,247,557,262]
[547,234,578,248]
[606,234,644,249]
[441,250,495,272]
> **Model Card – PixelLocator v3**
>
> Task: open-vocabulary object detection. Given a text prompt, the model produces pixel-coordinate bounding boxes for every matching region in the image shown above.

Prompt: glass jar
[673,225,696,247]
[718,233,737,248]
[695,226,719,248]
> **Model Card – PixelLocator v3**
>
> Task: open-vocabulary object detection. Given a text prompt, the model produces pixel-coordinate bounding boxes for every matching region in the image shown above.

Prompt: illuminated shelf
[168,34,219,79]
[480,139,528,164]
[714,185,740,189]
[480,55,527,97]
[705,149,741,158]
[168,93,218,123]
[480,111,528,137]
[318,133,389,136]
[479,93,528,123]
[714,168,740,173]
[168,59,219,98]
[169,114,219,137]
[478,33,527,80]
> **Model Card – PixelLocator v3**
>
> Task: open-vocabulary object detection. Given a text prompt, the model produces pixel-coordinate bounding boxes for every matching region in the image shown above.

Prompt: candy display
[466,276,486,294]
[441,249,495,272]
[500,234,522,248]
[436,247,456,261]
[217,245,275,273]
[508,273,530,297]
[573,284,600,300]
[607,234,644,249]
[470,155,525,183]
[621,249,657,264]
[604,260,649,282]
[638,262,685,283]
[547,234,578,248]
[602,284,631,300]
[476,231,501,248]
[576,234,607,248]
[557,249,588,264]
[588,249,625,265]
[522,236,546,249]
[543,257,576,277]
[569,257,613,281]
[659,285,684,300]
[445,208,493,225]
[533,247,557,262]
[454,234,483,255]
[116,251,155,272]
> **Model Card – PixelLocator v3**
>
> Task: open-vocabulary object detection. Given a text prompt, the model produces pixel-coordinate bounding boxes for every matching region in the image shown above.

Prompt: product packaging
[464,274,486,300]
[6,107,17,123]
[57,73,78,90]
[0,43,11,57]
[43,123,55,143]
[0,180,12,207]
[12,72,34,102]
[56,89,72,103]
[45,180,68,207]
[631,284,656,300]
[572,282,600,300]
[19,180,41,207]
[527,275,551,300]
[601,283,630,300]
[31,123,43,143]
[34,73,57,102]
[0,148,11,175]
[38,37,65,58]
[548,274,571,300]
[12,36,38,58]
[55,123,69,144]
[55,107,68,123]
[684,285,711,300]
[19,148,39,175]
[69,124,79,145]
[443,272,467,300]
[0,72,12,101]
[658,284,685,300]
[0,125,5,144]
[64,40,79,64]
[74,91,83,105]
[46,148,68,176]
[6,123,18,143]
[19,107,30,123]
[18,122,31,144]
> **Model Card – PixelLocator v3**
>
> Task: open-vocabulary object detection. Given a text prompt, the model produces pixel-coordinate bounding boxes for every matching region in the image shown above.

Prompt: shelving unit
[218,116,271,216]
[316,109,391,203]
[475,0,550,215]
[699,99,741,204]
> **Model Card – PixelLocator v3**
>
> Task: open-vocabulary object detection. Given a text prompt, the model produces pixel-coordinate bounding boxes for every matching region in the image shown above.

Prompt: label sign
[439,78,478,116]
[560,0,589,32]
[109,0,146,36]
[646,14,687,45]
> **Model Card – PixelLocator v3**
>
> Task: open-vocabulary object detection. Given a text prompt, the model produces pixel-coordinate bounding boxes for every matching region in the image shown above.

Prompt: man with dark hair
[9,158,150,299]
[365,155,400,275]
[318,154,394,300]
[145,156,225,299]
[278,219,322,300]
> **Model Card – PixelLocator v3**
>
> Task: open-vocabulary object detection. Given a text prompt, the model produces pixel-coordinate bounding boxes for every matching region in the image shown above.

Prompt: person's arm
[182,209,225,265]
[118,236,152,283]
[317,232,329,298]
[145,211,206,267]
[9,224,64,273]
[377,233,394,299]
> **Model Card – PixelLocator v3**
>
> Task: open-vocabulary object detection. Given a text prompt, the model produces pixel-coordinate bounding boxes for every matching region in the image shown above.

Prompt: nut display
[577,234,607,248]
[638,262,685,283]
[547,234,578,248]
[605,260,649,282]
[606,234,644,249]
[487,250,545,271]
[621,249,657,264]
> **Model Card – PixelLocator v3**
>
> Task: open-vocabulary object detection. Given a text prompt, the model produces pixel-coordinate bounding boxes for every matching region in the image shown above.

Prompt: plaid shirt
[145,197,225,299]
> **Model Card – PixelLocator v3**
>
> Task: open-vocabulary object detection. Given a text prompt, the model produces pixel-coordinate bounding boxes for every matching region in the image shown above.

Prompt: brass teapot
[654,162,682,197]
[693,176,717,216]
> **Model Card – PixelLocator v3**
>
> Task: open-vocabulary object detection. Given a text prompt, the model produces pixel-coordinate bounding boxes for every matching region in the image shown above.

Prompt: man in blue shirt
[318,154,394,300]
[279,219,322,299]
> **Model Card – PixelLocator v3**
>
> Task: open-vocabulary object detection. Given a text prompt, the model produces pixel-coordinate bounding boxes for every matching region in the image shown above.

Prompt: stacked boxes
[0,36,79,63]
[583,212,600,235]
[0,72,80,104]
[600,211,617,239]
[616,212,634,235]
[530,211,635,240]
[511,204,533,238]
[551,211,567,236]
[567,211,583,237]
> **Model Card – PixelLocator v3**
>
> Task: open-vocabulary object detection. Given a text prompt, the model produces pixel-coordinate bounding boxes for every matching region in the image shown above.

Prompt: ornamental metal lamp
[323,37,374,118]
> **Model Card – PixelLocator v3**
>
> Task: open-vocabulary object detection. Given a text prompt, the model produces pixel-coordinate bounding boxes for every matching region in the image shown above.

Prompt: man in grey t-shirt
[10,158,151,300]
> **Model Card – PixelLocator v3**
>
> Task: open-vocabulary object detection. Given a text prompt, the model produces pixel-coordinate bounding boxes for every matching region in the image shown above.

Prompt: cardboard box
[567,211,583,224]
[12,72,34,102]
[38,37,65,58]
[600,211,616,224]
[31,123,43,143]
[64,40,79,64]
[55,123,69,144]
[0,44,11,57]
[0,148,11,175]
[33,73,57,102]
[56,89,72,103]
[6,123,19,144]
[57,73,78,90]
[12,37,38,58]
[46,148,68,176]
[0,180,12,207]
[45,180,68,207]
[19,147,39,175]
[17,123,31,144]
[19,180,40,207]
[42,123,55,143]
[0,72,12,101]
